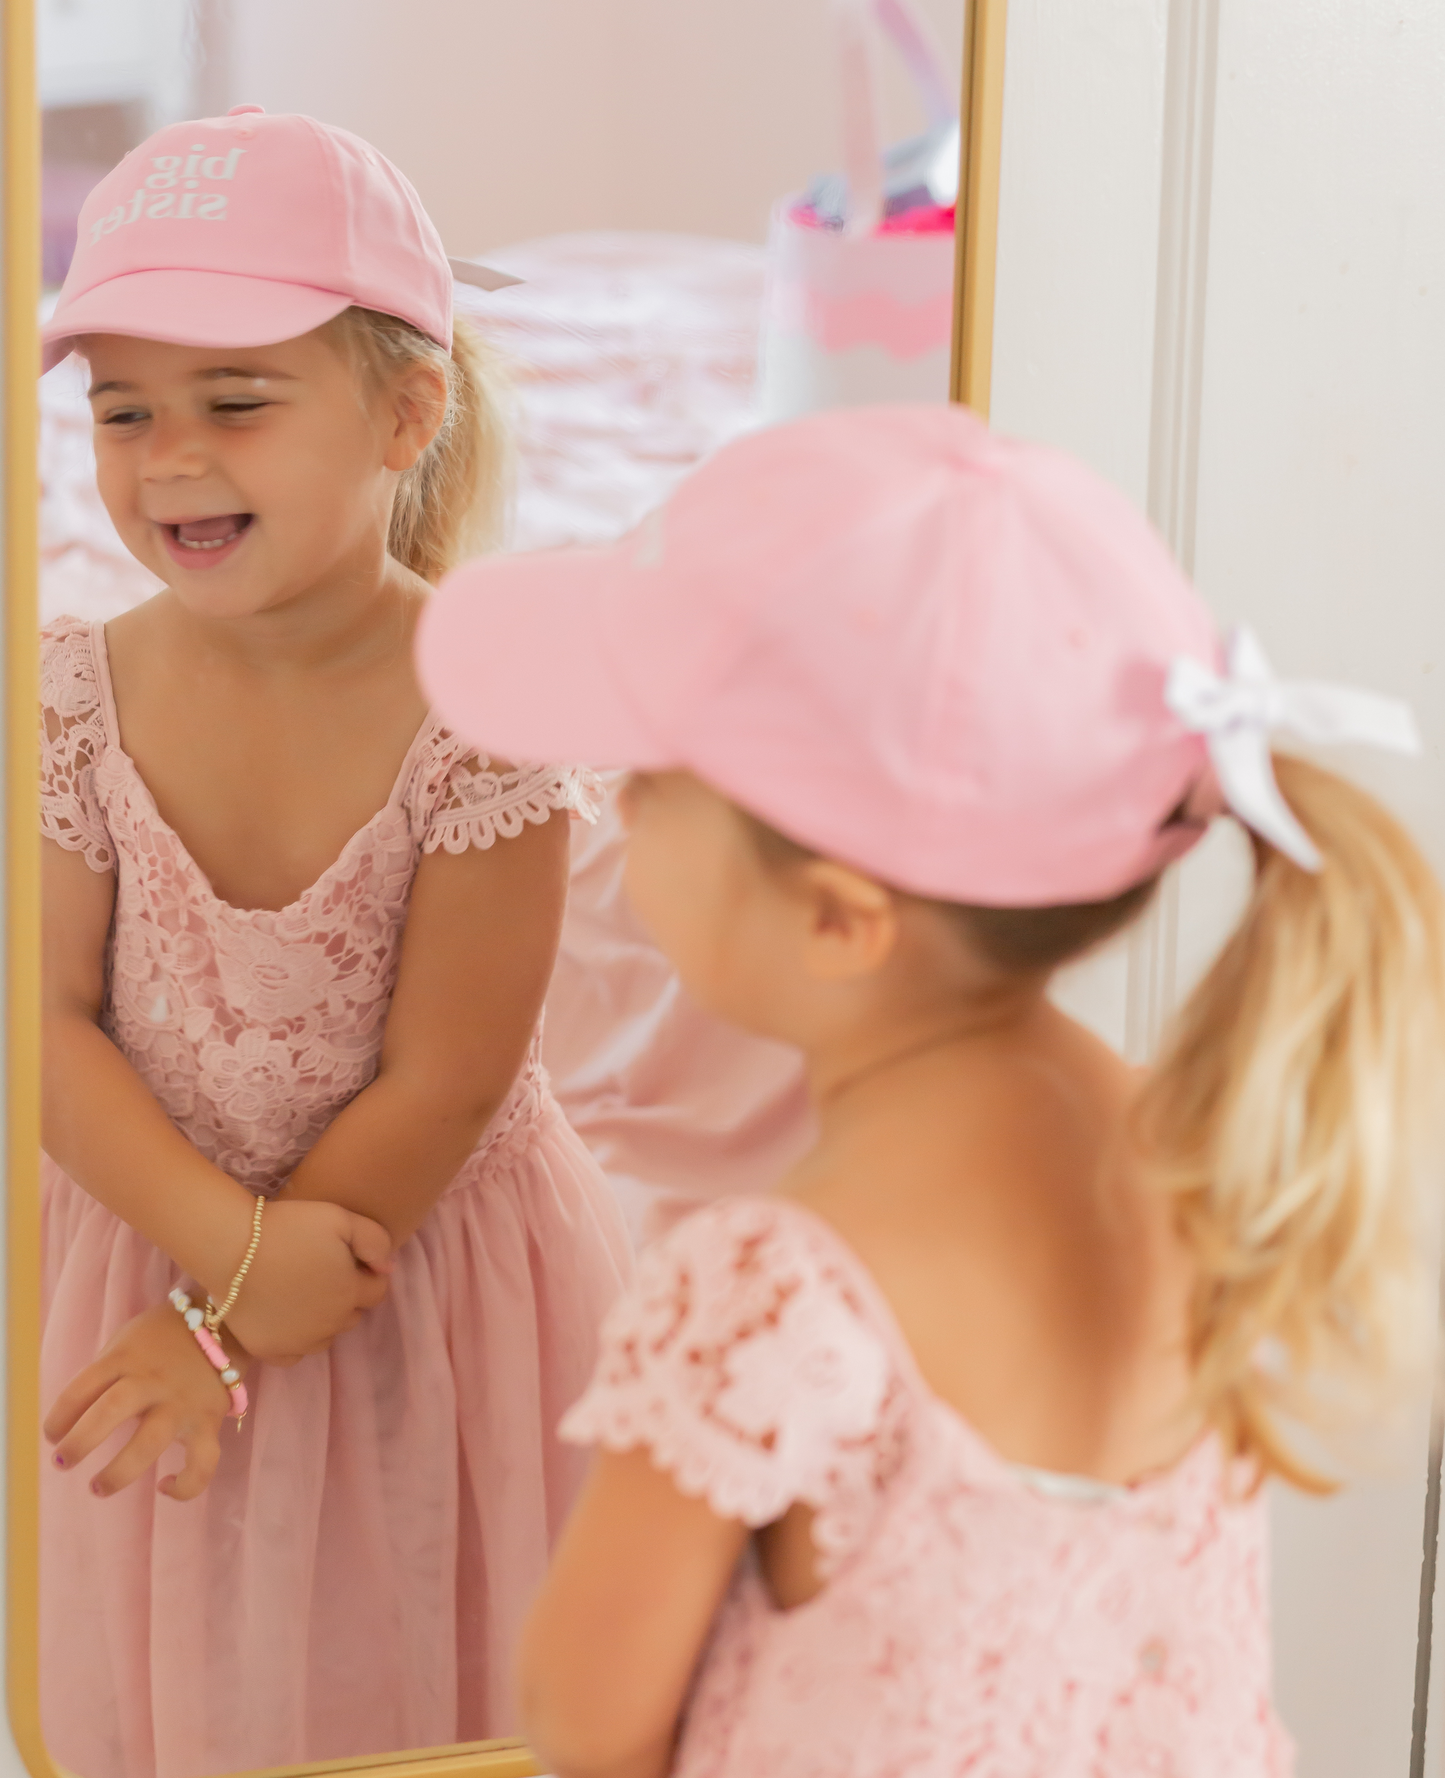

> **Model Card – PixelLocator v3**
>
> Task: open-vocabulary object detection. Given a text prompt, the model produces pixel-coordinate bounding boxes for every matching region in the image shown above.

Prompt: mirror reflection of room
[35,2,964,1774]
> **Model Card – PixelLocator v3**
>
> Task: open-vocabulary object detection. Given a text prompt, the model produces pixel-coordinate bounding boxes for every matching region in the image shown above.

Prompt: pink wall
[228,0,966,254]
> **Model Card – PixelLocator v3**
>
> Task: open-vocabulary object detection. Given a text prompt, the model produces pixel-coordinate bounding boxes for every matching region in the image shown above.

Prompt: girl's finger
[50,1377,153,1474]
[158,1425,222,1504]
[43,1355,128,1446]
[345,1212,394,1276]
[355,1270,390,1312]
[91,1408,182,1499]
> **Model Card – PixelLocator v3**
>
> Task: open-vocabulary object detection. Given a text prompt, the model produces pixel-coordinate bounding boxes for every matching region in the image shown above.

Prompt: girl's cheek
[93,457,145,537]
[620,831,676,945]
[615,775,643,831]
[622,833,712,969]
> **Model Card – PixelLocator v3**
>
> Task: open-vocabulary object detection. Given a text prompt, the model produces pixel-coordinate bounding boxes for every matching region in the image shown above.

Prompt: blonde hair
[325,306,513,582]
[747,756,1445,1489]
[1134,755,1445,1488]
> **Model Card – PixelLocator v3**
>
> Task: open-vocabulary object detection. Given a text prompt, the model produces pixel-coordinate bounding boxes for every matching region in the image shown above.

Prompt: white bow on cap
[1164,627,1421,871]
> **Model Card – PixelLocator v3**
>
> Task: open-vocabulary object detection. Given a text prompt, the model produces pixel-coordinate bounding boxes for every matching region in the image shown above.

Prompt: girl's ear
[796,860,899,982]
[382,360,449,474]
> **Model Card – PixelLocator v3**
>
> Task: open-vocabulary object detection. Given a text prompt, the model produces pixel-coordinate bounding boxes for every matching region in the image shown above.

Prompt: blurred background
[39,0,964,284]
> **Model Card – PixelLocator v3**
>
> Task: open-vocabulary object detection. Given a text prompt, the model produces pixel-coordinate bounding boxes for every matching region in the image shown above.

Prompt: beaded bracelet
[169,1288,249,1423]
[205,1193,265,1333]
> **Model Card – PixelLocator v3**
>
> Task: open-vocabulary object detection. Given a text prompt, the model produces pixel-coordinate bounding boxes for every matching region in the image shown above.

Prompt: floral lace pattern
[562,1198,1293,1778]
[39,616,601,1195]
[39,618,114,871]
[562,1198,909,1573]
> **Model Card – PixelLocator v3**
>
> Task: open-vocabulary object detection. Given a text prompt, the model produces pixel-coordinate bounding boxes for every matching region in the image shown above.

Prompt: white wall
[226,0,966,253]
[990,0,1168,511]
[1195,0,1445,868]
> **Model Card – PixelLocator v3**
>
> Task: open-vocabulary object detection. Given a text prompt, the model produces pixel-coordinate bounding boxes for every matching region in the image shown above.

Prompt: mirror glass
[36,2,967,1773]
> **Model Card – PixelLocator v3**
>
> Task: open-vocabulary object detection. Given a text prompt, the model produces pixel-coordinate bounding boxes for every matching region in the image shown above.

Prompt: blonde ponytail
[327,306,514,582]
[1135,754,1445,1487]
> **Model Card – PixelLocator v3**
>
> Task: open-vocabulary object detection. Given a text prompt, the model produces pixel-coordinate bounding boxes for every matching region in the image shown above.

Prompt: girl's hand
[44,1303,237,1502]
[220,1198,394,1363]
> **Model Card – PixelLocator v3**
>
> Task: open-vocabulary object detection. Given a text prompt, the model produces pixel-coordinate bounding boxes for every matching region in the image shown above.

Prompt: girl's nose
[141,416,210,480]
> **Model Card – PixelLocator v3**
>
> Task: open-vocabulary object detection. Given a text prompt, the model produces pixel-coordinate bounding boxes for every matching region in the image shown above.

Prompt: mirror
[11,4,1004,1777]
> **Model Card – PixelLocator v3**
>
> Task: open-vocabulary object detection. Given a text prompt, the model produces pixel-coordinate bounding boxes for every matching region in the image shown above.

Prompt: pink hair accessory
[168,1287,249,1424]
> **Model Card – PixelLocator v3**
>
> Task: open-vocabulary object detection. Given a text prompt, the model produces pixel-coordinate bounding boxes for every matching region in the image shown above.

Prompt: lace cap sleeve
[39,617,114,873]
[560,1199,906,1566]
[421,736,604,856]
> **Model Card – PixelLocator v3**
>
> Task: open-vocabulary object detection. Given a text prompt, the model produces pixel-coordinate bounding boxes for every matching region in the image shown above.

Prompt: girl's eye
[98,408,148,427]
[212,400,269,417]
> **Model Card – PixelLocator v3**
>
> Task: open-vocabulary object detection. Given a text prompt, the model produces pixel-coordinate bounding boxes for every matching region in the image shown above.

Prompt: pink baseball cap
[416,405,1418,906]
[42,107,453,372]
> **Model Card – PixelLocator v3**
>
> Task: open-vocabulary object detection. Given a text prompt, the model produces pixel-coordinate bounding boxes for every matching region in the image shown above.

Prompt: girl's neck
[806,984,1049,1134]
[161,544,426,678]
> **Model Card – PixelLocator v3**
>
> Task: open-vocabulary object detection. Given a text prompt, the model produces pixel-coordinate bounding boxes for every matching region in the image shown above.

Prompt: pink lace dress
[562,1196,1295,1778]
[38,615,634,1778]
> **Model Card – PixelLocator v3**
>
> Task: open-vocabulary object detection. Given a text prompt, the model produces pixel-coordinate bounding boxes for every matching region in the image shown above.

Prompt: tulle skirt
[39,1103,633,1778]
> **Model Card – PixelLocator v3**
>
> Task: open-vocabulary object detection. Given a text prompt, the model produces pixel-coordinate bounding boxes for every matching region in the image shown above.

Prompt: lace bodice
[562,1198,1293,1777]
[40,616,602,1195]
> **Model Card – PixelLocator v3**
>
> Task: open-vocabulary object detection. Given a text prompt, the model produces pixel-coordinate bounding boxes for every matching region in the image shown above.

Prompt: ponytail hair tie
[1164,627,1421,871]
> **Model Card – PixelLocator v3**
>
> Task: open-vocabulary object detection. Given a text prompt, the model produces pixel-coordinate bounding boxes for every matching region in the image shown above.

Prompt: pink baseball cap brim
[42,267,353,372]
[419,545,677,770]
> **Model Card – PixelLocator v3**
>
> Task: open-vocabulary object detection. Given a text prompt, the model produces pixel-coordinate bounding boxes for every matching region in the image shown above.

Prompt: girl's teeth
[173,514,249,549]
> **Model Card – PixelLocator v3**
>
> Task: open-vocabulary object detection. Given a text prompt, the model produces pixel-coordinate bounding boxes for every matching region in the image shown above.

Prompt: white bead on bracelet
[168,1287,249,1422]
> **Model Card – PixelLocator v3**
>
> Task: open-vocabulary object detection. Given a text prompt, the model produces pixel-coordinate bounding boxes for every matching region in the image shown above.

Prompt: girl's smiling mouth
[159,512,254,569]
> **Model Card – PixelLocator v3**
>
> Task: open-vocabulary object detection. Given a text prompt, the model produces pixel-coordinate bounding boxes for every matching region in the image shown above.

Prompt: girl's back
[798,1005,1194,1492]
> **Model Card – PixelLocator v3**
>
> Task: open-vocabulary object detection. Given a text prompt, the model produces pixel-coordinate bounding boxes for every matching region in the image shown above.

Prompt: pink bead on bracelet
[168,1288,249,1424]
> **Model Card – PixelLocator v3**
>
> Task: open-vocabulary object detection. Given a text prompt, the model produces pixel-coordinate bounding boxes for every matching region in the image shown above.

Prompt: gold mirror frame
[1,3,1006,1773]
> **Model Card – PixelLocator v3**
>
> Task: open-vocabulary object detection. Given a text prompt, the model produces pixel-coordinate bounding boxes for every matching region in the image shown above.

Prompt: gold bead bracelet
[205,1194,265,1333]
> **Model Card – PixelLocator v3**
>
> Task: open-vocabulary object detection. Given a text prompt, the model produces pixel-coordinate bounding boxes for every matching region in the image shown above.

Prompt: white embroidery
[88,143,245,242]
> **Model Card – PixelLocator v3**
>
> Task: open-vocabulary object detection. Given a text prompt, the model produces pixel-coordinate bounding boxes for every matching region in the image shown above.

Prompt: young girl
[39,107,631,1778]
[418,405,1445,1777]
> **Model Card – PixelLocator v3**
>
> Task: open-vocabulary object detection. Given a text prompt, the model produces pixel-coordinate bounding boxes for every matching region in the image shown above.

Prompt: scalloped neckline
[89,619,449,922]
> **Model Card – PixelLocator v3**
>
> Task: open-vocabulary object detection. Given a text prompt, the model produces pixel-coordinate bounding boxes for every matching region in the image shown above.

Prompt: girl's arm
[518,1447,750,1778]
[44,840,258,1290]
[43,840,391,1360]
[282,806,572,1245]
[42,795,569,1490]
